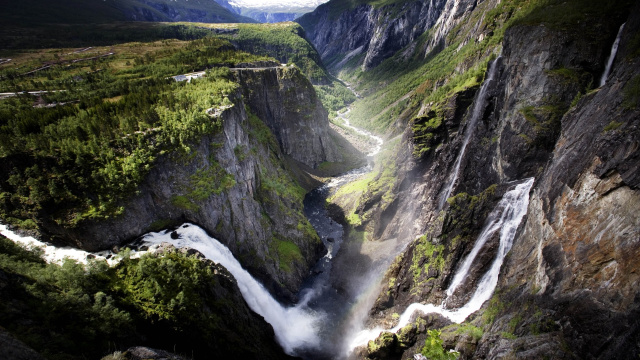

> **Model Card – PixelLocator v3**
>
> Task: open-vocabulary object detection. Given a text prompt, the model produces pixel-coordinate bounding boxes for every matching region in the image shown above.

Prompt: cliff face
[309,0,639,358]
[297,0,479,71]
[234,65,340,167]
[39,66,337,301]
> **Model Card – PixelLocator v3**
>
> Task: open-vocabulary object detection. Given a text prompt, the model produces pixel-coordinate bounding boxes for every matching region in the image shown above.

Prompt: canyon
[1,0,639,359]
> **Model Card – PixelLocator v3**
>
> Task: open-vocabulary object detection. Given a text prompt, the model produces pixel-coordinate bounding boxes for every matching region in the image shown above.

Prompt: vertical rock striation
[233,65,340,168]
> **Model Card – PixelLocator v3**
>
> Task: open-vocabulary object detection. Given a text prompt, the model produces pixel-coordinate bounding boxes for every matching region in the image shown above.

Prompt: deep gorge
[1,0,640,359]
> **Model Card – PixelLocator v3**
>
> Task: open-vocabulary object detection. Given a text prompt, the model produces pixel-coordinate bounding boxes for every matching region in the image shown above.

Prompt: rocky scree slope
[37,65,339,301]
[299,0,639,358]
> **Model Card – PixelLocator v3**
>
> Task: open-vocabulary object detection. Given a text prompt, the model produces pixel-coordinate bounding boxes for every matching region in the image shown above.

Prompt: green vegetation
[368,331,397,355]
[421,329,460,360]
[185,159,236,201]
[198,22,329,83]
[0,36,266,228]
[481,295,505,325]
[328,137,400,228]
[453,323,484,341]
[275,239,304,272]
[315,80,357,117]
[518,100,566,148]
[0,234,273,359]
[444,184,498,237]
[603,121,623,132]
[410,235,445,286]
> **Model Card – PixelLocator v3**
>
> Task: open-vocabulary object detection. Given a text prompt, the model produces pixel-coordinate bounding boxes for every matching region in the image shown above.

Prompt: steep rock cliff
[37,67,339,300]
[297,0,481,71]
[234,65,340,167]
[318,0,639,358]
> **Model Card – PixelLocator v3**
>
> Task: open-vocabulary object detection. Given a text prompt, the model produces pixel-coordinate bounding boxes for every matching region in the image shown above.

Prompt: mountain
[298,0,640,358]
[4,0,255,25]
[216,0,329,23]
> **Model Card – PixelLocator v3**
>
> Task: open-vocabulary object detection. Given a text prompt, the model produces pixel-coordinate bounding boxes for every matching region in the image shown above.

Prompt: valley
[1,0,640,359]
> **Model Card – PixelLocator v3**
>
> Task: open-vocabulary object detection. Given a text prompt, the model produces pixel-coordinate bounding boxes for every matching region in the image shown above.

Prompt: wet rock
[170,231,179,240]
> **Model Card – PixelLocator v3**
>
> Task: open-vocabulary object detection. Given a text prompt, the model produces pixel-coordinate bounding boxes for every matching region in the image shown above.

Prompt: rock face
[308,0,639,358]
[297,0,480,71]
[233,65,340,167]
[39,66,337,300]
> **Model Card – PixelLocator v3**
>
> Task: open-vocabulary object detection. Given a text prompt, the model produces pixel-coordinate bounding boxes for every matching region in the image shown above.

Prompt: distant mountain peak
[216,0,329,22]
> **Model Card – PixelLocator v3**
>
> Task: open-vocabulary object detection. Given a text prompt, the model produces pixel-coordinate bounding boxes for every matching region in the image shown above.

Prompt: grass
[409,235,445,284]
[199,22,329,84]
[275,239,304,272]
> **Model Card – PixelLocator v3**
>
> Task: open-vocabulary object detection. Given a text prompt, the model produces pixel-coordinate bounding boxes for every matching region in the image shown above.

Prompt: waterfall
[438,57,502,210]
[0,224,118,265]
[350,178,534,350]
[140,225,321,355]
[600,23,626,87]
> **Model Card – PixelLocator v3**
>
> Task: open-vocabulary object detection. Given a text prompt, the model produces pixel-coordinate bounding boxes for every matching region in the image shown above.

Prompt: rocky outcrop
[490,12,640,358]
[233,65,340,167]
[38,66,340,300]
[297,0,481,71]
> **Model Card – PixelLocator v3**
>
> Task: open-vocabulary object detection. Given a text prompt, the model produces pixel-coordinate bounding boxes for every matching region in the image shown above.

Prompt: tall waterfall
[350,178,534,350]
[140,225,321,355]
[600,23,626,87]
[439,57,502,210]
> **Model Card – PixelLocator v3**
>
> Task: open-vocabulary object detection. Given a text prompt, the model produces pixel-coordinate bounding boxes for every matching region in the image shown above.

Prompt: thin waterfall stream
[350,178,534,349]
[439,56,502,210]
[600,23,626,87]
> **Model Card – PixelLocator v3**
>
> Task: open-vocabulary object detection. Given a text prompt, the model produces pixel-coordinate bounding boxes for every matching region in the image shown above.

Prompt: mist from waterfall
[350,178,534,350]
[141,225,322,355]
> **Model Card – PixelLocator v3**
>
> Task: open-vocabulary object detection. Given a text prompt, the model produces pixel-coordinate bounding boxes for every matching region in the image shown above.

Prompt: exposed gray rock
[298,0,481,71]
[39,67,335,299]
[233,65,340,168]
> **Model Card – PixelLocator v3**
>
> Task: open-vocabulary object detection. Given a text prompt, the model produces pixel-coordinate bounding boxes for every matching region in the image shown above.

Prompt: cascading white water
[336,107,384,157]
[140,225,321,355]
[600,23,626,87]
[350,178,534,350]
[438,57,502,210]
[0,224,118,265]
